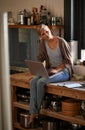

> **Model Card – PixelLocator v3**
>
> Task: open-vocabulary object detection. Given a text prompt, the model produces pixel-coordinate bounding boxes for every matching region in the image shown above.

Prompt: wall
[0,0,64,23]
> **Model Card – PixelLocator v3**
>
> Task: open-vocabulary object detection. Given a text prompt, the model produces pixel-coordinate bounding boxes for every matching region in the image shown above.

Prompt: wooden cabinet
[10,72,85,130]
[9,25,40,68]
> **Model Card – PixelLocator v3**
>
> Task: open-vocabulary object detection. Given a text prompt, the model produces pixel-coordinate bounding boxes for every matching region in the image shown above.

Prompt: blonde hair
[37,24,51,36]
[37,24,57,36]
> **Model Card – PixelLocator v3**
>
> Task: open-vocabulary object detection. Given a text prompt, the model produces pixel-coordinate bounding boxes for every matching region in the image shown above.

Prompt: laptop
[25,60,55,78]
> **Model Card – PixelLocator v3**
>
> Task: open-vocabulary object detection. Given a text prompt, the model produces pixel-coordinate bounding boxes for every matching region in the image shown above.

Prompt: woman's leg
[48,68,70,83]
[29,76,40,114]
[28,68,70,125]
[36,68,70,112]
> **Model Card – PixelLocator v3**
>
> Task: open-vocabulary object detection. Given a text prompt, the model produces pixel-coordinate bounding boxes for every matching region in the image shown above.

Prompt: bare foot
[28,114,38,125]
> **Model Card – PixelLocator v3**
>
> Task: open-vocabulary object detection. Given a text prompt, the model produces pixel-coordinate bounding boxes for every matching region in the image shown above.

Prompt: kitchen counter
[10,72,85,129]
[10,72,85,100]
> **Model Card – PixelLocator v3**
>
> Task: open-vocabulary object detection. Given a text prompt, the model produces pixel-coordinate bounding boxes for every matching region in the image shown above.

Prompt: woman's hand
[47,64,65,76]
[47,68,58,76]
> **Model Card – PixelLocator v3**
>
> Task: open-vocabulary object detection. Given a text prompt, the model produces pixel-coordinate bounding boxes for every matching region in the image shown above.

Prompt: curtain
[64,0,85,58]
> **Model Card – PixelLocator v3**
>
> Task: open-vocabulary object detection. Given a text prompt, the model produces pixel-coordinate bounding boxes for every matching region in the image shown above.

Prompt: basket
[62,99,81,116]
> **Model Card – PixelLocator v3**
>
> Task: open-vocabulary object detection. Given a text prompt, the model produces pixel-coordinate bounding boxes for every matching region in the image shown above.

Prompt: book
[49,81,85,88]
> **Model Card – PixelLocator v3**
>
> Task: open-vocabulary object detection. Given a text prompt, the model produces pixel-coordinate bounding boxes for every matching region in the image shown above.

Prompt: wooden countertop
[10,72,33,83]
[10,72,85,100]
[10,72,34,88]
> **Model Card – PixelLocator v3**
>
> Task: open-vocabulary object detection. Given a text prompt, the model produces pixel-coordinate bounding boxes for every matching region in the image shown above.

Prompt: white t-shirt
[45,42,63,67]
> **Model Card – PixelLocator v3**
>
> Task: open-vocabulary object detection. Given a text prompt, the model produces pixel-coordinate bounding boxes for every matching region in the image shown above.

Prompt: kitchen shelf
[8,24,64,37]
[13,101,29,110]
[8,24,64,29]
[13,101,85,127]
[10,72,85,130]
[40,109,85,126]
[14,122,41,130]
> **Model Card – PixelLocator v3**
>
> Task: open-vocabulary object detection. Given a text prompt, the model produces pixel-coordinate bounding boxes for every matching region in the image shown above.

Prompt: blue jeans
[29,68,70,114]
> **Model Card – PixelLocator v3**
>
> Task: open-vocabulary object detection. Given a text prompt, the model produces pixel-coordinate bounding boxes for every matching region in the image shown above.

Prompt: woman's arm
[47,63,65,75]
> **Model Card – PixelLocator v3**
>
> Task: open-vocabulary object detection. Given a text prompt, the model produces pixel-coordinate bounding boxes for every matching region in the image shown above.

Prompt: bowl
[62,99,81,116]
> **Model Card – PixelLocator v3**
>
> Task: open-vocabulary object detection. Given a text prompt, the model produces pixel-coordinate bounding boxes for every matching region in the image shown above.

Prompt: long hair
[37,24,57,37]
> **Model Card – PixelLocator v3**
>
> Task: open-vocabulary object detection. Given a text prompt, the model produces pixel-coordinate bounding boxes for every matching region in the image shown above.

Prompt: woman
[28,24,73,125]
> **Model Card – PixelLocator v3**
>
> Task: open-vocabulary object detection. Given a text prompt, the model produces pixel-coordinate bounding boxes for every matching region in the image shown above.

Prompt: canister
[42,120,57,130]
[20,113,30,128]
[17,11,24,24]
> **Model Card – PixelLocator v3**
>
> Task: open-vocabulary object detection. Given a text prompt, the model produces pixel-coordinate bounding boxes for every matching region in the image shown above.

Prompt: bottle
[30,13,34,25]
[51,16,56,26]
[40,5,47,24]
[47,12,51,25]
[35,8,40,25]
[17,10,24,25]
[27,16,31,25]
[32,7,37,25]
[32,7,40,25]
[23,9,28,25]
